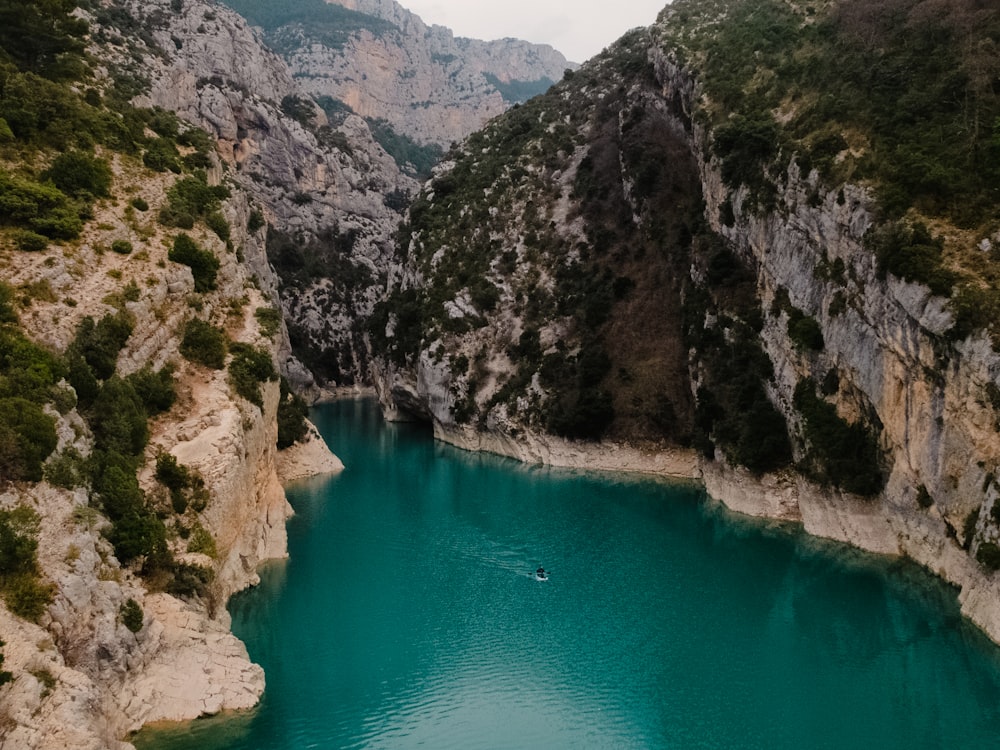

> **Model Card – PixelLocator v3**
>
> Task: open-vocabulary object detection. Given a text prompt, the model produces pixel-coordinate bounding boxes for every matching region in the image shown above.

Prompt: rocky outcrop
[114,0,416,387]
[280,0,571,148]
[276,418,346,483]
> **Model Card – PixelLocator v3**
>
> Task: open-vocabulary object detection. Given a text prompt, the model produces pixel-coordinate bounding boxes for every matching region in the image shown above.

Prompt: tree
[89,377,148,456]
[0,398,57,482]
[41,150,112,199]
[0,0,88,78]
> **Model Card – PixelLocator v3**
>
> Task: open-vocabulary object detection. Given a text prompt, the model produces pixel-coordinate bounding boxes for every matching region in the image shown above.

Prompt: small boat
[534,567,548,581]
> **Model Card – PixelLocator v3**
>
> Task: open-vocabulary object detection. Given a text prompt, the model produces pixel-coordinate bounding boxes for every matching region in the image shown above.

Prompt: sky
[399,1,671,64]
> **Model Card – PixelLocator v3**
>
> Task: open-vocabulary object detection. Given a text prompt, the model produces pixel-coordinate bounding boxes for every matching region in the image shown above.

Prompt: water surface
[137,399,1000,749]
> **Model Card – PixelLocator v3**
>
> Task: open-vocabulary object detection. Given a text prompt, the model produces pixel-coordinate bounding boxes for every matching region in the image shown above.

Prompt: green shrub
[247,209,265,233]
[0,639,11,687]
[976,541,1000,571]
[0,397,58,481]
[70,313,133,381]
[179,318,226,368]
[89,377,148,456]
[0,0,87,78]
[106,508,168,567]
[869,221,957,297]
[916,485,933,509]
[186,522,216,557]
[0,506,40,577]
[0,172,82,239]
[204,211,229,242]
[254,306,282,338]
[4,572,53,622]
[277,377,308,448]
[159,172,229,228]
[280,94,315,127]
[712,111,780,202]
[130,197,149,211]
[90,450,170,569]
[120,598,143,632]
[154,452,189,492]
[793,378,883,496]
[44,446,84,489]
[164,561,213,598]
[227,342,276,407]
[12,229,48,251]
[41,150,112,199]
[125,365,176,415]
[0,327,65,404]
[143,137,181,173]
[0,282,15,323]
[787,310,824,351]
[169,234,219,292]
[110,239,132,255]
[0,506,51,622]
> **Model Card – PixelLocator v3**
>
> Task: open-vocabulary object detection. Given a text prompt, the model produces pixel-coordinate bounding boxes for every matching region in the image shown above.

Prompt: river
[136,398,1000,749]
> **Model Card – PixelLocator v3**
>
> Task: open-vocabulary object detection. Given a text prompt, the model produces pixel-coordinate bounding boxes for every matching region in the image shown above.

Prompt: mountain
[373,0,1000,642]
[4,0,1000,746]
[218,0,572,150]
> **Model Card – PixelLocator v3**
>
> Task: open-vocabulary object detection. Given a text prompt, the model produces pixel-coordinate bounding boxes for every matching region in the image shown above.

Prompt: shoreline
[421,417,1000,648]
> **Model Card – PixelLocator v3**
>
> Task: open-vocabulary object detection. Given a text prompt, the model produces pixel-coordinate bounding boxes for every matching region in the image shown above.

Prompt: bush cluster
[793,378,883,496]
[169,233,219,293]
[179,318,227,369]
[276,377,308,448]
[0,326,64,480]
[868,220,957,298]
[158,171,230,231]
[0,170,83,240]
[0,506,53,622]
[120,598,143,633]
[154,453,209,514]
[227,343,277,407]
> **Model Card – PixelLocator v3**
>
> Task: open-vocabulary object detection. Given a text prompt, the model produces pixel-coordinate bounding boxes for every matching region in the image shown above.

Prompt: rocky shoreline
[428,421,1000,648]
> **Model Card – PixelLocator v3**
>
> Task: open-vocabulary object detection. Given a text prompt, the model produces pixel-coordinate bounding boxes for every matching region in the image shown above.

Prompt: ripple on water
[134,401,1000,750]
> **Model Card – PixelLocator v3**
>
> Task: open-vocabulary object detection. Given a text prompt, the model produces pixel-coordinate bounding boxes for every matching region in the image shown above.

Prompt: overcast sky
[400,1,670,64]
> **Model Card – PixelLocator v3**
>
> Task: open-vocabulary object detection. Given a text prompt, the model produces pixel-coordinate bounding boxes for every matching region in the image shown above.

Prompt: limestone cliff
[223,0,572,149]
[105,0,418,390]
[0,2,346,747]
[373,1,1000,645]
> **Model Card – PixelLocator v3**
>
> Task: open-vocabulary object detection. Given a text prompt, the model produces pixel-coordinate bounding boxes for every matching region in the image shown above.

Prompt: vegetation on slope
[661,0,1000,341]
[217,0,396,54]
[0,0,312,622]
[376,31,793,467]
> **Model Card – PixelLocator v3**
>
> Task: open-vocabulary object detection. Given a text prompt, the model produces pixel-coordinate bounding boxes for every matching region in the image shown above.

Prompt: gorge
[1,0,1000,747]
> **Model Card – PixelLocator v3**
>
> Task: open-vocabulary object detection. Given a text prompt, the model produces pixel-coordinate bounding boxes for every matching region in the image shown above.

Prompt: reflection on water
[136,399,1000,750]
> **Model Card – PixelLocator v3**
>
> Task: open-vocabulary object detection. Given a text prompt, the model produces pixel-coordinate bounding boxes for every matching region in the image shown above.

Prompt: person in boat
[536,566,547,577]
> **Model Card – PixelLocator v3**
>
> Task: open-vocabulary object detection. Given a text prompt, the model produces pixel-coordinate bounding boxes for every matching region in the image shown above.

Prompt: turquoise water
[137,399,1000,749]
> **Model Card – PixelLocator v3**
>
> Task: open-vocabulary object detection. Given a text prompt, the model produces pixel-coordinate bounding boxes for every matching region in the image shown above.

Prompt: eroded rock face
[117,0,416,387]
[284,0,571,148]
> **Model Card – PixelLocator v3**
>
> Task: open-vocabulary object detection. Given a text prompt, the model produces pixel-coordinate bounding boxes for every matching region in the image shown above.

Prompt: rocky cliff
[0,1,348,747]
[373,0,1000,644]
[115,0,418,390]
[222,0,571,149]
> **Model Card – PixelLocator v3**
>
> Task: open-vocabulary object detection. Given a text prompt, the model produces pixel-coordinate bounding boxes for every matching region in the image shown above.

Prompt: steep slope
[374,0,1000,643]
[219,0,572,150]
[111,0,418,389]
[0,2,341,747]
